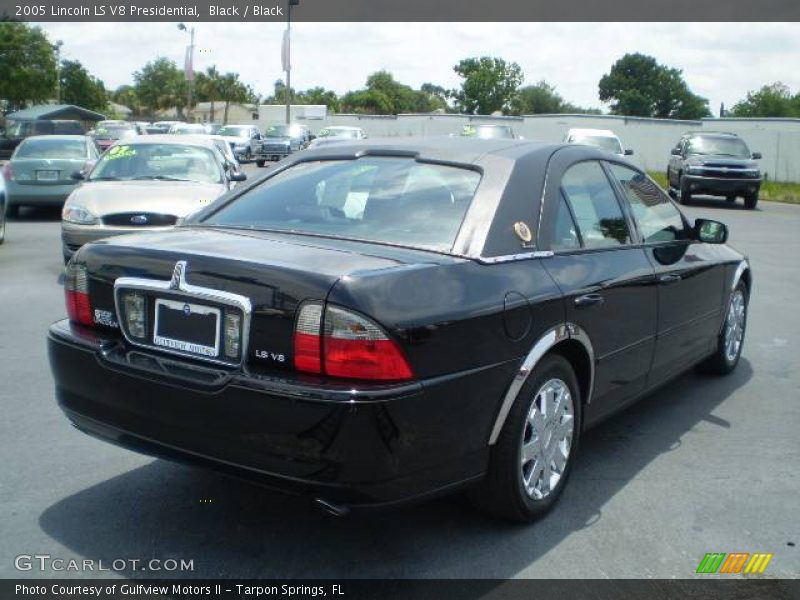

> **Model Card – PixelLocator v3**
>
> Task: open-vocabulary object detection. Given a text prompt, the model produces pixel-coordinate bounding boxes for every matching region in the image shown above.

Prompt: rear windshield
[202,157,481,252]
[15,138,86,159]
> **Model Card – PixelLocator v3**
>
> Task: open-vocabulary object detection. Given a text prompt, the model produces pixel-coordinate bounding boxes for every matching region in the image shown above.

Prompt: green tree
[195,66,224,122]
[339,89,393,114]
[111,85,142,116]
[294,87,341,112]
[451,56,524,115]
[133,57,186,117]
[217,72,250,124]
[0,21,57,110]
[730,82,799,117]
[59,59,107,112]
[338,71,442,115]
[598,53,709,120]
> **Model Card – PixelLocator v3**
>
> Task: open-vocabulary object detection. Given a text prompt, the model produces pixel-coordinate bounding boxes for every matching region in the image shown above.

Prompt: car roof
[112,134,218,148]
[20,135,90,142]
[685,131,739,138]
[302,136,562,166]
[567,128,618,138]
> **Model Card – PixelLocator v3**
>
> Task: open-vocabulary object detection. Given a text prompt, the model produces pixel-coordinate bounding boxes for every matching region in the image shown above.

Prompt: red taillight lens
[2,163,12,181]
[293,303,413,381]
[64,262,93,327]
[294,303,323,373]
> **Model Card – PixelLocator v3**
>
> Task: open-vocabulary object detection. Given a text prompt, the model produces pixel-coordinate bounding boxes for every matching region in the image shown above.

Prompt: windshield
[461,125,514,139]
[686,136,750,157]
[265,125,290,137]
[201,157,481,252]
[15,138,86,159]
[171,124,207,134]
[571,135,623,154]
[218,126,250,137]
[88,143,223,184]
[319,128,360,139]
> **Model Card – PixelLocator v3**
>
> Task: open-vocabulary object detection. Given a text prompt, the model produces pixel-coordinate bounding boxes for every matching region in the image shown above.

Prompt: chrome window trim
[113,261,252,368]
[488,322,595,445]
[476,251,554,264]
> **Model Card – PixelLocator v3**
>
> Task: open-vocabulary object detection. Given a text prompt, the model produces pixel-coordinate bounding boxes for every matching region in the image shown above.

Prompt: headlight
[62,205,97,225]
[686,165,704,174]
[746,170,761,178]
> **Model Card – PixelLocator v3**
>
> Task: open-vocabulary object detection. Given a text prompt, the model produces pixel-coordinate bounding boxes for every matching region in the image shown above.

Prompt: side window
[551,193,581,251]
[608,164,686,243]
[561,161,631,248]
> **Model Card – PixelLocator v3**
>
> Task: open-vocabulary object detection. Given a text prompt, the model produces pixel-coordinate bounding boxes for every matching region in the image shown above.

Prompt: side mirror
[71,170,86,181]
[308,134,316,141]
[229,170,247,183]
[752,151,762,160]
[695,219,728,244]
[624,148,634,156]
[671,147,682,156]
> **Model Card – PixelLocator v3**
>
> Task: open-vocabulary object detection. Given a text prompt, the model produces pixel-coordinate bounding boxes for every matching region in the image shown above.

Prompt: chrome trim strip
[113,263,253,368]
[477,251,554,264]
[488,322,595,445]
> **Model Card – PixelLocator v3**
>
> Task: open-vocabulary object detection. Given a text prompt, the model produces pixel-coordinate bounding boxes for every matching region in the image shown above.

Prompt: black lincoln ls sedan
[48,138,751,521]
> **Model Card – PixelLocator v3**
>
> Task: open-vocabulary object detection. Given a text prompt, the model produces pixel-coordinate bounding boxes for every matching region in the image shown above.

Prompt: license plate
[153,299,220,357]
[36,170,59,181]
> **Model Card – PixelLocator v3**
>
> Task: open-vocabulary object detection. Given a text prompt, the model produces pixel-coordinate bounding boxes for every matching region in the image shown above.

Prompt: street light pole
[285,0,299,125]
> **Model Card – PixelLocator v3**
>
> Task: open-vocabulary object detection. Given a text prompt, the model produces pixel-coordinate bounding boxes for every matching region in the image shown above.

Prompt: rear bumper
[683,175,761,196]
[48,319,509,508]
[6,181,76,206]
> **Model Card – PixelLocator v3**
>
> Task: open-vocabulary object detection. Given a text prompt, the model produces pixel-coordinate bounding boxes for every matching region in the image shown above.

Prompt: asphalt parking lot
[0,170,798,579]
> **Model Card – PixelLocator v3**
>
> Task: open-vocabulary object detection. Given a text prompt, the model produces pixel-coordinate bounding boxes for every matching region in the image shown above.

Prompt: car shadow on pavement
[683,197,754,211]
[9,206,63,222]
[38,360,753,581]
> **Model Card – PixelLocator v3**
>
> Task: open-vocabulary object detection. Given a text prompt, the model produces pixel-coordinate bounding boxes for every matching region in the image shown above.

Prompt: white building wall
[256,107,800,182]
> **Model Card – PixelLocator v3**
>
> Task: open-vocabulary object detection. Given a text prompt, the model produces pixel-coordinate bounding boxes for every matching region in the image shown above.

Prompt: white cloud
[37,22,800,114]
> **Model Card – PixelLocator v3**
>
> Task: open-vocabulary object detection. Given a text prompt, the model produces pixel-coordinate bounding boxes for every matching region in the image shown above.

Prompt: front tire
[726,195,737,203]
[744,192,758,210]
[469,354,581,522]
[5,202,19,219]
[699,282,748,375]
[679,176,692,205]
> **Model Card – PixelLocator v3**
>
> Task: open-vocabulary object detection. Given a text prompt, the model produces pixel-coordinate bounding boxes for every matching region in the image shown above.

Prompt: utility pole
[284,0,299,124]
[55,40,63,104]
[178,23,195,121]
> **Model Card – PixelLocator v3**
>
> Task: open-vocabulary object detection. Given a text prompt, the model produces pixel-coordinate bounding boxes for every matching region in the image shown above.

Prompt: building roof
[6,104,107,121]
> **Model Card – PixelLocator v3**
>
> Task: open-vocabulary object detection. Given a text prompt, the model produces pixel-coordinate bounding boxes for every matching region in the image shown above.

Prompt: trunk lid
[11,157,86,185]
[79,226,458,373]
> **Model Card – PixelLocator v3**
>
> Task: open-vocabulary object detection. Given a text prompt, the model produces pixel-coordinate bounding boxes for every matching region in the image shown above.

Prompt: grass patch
[646,171,800,205]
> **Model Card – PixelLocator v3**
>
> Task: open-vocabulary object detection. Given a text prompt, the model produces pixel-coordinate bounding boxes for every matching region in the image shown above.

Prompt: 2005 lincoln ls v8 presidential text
[47,138,751,521]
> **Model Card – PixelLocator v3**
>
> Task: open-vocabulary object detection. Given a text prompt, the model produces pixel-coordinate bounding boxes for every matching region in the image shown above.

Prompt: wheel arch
[488,323,595,445]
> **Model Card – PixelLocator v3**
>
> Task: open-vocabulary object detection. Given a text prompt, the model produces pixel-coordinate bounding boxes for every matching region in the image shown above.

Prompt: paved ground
[0,175,798,580]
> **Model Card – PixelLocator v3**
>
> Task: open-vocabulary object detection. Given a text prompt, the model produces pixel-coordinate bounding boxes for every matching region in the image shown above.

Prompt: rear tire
[699,282,748,375]
[725,195,737,203]
[5,202,19,219]
[469,354,581,522]
[744,192,758,210]
[256,160,265,168]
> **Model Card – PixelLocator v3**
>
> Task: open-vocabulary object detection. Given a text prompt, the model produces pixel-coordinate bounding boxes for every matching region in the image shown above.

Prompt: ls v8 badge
[255,349,286,363]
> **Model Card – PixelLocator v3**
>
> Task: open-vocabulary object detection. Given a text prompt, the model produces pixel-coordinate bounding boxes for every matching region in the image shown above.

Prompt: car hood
[220,135,249,144]
[685,154,759,168]
[262,136,292,143]
[65,180,227,217]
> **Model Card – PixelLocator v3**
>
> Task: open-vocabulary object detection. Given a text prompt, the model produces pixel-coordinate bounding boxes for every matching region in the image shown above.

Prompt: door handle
[574,293,604,309]
[659,273,682,285]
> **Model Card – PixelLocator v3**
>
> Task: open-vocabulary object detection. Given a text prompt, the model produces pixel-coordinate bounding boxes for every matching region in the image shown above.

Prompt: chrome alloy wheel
[520,378,575,500]
[724,289,746,363]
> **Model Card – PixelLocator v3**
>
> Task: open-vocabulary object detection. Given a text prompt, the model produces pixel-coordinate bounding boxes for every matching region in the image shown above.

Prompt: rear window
[15,138,86,159]
[202,157,481,251]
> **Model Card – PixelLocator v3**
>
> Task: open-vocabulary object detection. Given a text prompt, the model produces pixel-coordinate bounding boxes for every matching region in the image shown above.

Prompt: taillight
[293,302,413,381]
[64,262,93,327]
[2,163,12,181]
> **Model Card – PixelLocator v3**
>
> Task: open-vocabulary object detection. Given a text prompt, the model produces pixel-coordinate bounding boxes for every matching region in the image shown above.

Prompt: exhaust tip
[315,497,350,517]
